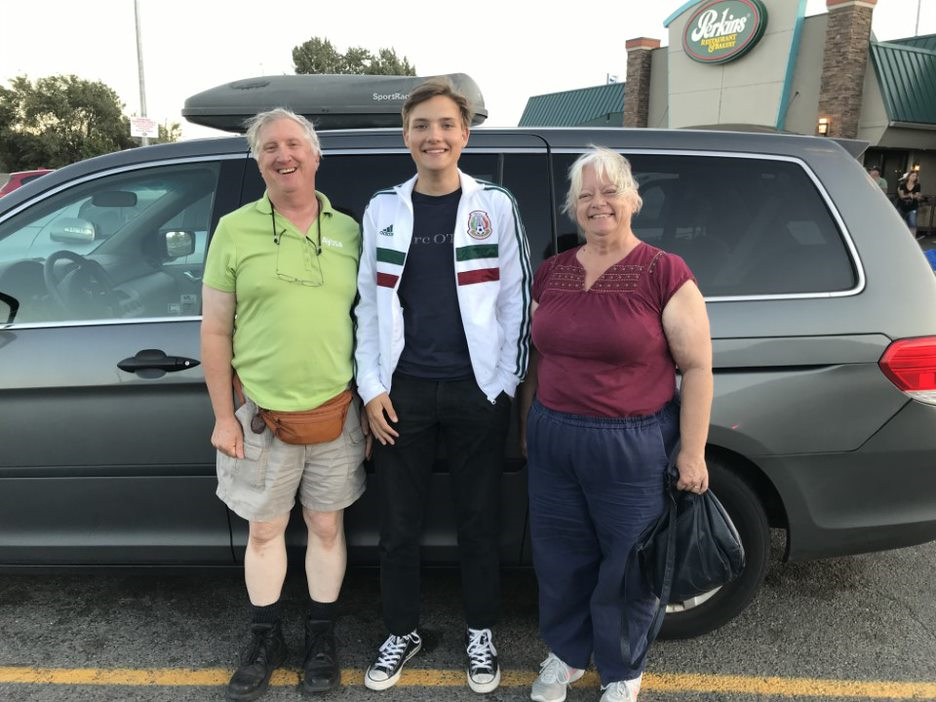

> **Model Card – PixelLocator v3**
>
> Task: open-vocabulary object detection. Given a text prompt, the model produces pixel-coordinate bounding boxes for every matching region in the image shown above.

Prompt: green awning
[871,39,936,125]
[519,83,625,127]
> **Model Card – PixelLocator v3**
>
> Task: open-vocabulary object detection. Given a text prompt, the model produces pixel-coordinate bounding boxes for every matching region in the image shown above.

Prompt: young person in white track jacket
[355,170,531,407]
[354,78,531,695]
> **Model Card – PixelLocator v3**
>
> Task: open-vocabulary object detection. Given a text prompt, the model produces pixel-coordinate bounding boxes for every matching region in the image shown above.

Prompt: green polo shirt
[203,192,360,411]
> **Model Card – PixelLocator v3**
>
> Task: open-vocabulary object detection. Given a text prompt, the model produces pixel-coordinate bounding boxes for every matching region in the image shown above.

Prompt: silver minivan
[1,123,934,640]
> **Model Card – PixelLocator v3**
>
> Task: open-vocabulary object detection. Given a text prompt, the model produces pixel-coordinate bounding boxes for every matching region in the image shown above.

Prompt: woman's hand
[674,448,709,494]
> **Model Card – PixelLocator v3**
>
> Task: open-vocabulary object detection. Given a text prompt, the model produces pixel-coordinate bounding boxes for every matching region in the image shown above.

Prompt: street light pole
[916,0,922,36]
[134,0,149,146]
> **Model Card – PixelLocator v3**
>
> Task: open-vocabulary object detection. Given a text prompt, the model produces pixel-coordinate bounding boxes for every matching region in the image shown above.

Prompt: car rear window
[552,153,856,297]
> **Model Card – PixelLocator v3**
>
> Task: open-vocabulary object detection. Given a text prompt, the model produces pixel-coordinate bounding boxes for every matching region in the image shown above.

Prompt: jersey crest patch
[467,210,493,240]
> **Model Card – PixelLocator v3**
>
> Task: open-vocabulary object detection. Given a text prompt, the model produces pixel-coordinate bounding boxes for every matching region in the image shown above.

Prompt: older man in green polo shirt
[201,108,366,701]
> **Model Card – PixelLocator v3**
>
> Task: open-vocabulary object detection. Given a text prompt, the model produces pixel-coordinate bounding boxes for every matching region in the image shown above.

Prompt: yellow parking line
[1,667,935,699]
[642,673,936,699]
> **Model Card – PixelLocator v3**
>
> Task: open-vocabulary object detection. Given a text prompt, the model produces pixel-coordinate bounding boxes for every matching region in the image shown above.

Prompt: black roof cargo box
[182,73,487,133]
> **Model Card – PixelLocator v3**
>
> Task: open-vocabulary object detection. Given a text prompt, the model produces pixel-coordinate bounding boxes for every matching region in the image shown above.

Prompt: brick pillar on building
[817,0,877,138]
[624,38,660,128]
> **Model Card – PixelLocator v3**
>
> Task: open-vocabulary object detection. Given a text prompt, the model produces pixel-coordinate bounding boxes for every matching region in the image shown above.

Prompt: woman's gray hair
[244,108,321,161]
[563,146,642,218]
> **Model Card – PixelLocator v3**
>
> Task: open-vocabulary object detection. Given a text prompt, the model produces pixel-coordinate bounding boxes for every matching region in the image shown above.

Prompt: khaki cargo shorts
[216,395,367,522]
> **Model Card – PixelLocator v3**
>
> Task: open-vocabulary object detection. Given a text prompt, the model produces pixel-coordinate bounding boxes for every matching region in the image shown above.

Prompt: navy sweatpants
[527,398,679,684]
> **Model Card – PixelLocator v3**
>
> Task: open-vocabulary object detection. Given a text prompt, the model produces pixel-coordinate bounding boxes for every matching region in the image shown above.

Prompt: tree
[292,37,415,76]
[369,48,416,76]
[0,75,136,170]
[292,37,346,74]
[154,121,182,145]
[338,46,369,74]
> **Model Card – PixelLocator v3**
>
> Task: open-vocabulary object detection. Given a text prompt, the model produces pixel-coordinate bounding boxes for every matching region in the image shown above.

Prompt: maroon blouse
[531,242,695,417]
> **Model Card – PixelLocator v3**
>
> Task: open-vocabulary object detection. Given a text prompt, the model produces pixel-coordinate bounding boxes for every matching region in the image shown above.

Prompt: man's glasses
[272,206,324,287]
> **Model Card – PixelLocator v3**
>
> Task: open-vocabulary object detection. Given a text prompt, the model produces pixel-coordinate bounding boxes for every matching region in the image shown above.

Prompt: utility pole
[916,0,922,36]
[134,0,149,146]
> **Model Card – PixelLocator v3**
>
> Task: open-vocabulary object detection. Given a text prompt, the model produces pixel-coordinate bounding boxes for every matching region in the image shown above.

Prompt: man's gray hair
[244,108,321,161]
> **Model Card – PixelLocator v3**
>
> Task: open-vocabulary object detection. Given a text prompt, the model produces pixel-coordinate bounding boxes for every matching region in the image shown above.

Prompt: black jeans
[374,373,511,635]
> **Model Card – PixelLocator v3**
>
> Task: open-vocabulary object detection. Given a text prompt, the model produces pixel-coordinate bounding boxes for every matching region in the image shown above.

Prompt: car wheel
[658,456,771,639]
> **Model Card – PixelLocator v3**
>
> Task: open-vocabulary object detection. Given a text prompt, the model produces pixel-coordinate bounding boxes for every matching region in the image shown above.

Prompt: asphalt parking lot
[2,531,936,702]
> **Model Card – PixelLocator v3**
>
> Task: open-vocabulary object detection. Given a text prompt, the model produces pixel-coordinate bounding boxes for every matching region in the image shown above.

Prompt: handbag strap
[620,443,680,670]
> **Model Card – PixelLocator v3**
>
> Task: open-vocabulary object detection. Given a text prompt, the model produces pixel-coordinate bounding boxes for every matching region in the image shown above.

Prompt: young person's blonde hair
[401,78,473,131]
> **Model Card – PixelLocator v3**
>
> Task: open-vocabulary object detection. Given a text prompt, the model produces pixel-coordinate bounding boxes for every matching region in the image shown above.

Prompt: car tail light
[879,337,936,405]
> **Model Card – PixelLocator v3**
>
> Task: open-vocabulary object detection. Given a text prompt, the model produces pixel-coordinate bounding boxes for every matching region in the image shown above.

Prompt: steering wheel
[42,250,118,317]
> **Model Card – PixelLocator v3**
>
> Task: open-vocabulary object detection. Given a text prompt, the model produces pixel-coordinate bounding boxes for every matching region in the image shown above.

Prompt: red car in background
[0,169,54,196]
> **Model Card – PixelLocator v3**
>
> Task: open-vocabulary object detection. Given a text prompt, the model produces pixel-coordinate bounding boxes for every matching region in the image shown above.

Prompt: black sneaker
[363,631,422,691]
[465,627,500,693]
[226,621,288,702]
[301,618,340,694]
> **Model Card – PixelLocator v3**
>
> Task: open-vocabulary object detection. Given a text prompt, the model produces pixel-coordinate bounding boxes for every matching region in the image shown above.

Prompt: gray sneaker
[530,652,584,702]
[364,631,422,691]
[599,676,642,702]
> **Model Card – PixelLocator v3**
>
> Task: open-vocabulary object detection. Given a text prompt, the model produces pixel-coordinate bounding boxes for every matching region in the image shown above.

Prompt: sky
[2,0,935,140]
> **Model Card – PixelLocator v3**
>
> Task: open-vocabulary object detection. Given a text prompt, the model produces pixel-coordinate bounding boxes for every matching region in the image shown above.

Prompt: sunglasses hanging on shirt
[271,200,322,255]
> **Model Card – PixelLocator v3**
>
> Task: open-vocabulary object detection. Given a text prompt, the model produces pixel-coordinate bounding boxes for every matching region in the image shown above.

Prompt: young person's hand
[365,393,400,446]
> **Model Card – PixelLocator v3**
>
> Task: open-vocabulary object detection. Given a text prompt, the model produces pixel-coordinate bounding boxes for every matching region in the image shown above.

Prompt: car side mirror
[162,230,197,259]
[49,217,96,243]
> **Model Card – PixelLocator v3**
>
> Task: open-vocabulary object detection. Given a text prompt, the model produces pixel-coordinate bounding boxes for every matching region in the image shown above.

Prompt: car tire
[658,457,771,639]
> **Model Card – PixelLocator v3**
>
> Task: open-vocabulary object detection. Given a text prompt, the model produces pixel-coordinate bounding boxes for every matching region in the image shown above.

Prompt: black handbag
[621,444,745,669]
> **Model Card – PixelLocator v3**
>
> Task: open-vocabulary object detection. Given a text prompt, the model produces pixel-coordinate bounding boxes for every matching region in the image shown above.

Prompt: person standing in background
[897,171,924,238]
[869,166,888,193]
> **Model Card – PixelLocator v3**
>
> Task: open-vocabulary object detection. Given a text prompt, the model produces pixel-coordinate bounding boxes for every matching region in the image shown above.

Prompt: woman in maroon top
[522,148,713,702]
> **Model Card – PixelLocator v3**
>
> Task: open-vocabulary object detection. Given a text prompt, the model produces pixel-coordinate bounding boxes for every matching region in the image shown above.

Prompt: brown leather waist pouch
[234,375,353,445]
[258,389,353,445]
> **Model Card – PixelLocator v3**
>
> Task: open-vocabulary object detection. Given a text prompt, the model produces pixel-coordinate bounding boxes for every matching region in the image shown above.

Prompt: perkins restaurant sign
[683,0,768,64]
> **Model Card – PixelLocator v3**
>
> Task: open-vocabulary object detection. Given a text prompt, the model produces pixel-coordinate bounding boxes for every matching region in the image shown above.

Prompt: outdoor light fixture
[817,116,831,136]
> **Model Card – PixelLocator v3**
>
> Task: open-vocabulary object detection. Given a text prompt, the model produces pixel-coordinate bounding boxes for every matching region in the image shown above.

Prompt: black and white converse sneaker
[364,631,422,691]
[465,627,501,694]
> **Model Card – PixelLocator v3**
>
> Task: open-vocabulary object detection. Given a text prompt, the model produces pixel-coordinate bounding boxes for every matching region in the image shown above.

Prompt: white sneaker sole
[530,668,585,702]
[363,641,422,691]
[467,666,501,694]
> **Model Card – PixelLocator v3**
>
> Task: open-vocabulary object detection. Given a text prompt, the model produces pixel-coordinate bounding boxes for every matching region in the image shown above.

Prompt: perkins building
[520,0,935,198]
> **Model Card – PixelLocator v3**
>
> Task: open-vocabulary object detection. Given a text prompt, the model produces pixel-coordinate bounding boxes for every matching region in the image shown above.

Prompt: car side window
[501,153,552,267]
[243,154,417,222]
[0,162,221,324]
[550,152,855,296]
[242,152,501,226]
